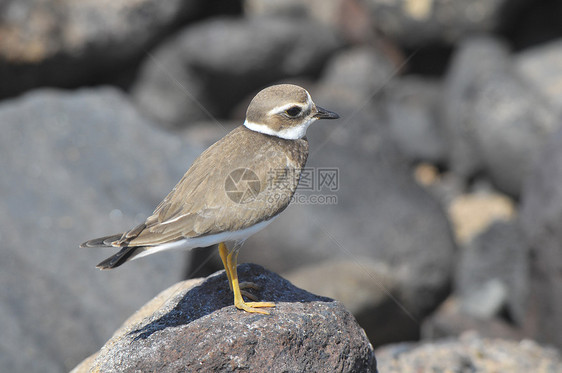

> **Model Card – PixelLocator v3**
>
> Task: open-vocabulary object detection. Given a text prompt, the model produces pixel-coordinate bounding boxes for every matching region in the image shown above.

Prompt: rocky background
[2,0,562,371]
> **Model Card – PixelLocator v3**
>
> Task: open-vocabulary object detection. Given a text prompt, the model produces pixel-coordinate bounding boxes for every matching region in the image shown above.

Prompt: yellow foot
[235,300,276,314]
[223,242,275,315]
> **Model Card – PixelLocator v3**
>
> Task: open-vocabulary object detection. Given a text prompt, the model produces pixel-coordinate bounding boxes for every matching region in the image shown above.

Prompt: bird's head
[244,84,339,140]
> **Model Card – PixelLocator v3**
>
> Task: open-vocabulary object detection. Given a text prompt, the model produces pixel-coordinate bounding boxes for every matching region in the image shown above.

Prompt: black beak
[314,106,340,120]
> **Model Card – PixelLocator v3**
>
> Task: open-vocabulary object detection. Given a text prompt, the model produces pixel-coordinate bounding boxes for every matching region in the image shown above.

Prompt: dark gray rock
[0,0,240,98]
[458,279,508,320]
[244,0,375,44]
[76,264,377,373]
[520,127,562,351]
[456,221,529,325]
[363,0,528,46]
[384,76,446,163]
[443,36,560,196]
[377,332,562,372]
[442,36,511,179]
[238,83,456,343]
[244,0,342,26]
[422,296,525,341]
[284,259,413,347]
[509,1,562,50]
[516,39,562,114]
[470,69,559,196]
[0,87,203,372]
[132,16,343,128]
[311,46,396,99]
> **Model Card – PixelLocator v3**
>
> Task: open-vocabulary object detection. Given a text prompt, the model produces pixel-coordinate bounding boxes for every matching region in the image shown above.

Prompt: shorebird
[81,84,339,314]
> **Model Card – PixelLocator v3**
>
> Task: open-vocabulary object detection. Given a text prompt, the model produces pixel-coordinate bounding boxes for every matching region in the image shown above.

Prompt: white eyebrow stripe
[267,90,314,116]
[267,102,306,116]
[305,90,313,106]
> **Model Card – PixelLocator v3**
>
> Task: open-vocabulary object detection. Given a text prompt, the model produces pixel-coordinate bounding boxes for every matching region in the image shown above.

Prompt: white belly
[133,217,277,259]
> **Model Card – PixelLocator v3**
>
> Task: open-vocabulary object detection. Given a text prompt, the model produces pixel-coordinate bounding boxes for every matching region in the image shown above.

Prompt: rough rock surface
[0,87,201,372]
[132,15,343,128]
[74,264,377,373]
[521,127,562,351]
[376,332,562,372]
[0,0,241,97]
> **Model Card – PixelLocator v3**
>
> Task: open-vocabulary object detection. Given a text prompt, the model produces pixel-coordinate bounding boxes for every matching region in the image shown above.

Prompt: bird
[80,84,339,314]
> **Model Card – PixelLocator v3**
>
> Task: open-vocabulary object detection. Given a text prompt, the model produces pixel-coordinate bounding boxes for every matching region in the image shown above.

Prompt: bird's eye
[285,106,302,117]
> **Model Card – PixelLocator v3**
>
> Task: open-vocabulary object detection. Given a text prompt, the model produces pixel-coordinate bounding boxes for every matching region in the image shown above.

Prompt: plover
[81,84,339,314]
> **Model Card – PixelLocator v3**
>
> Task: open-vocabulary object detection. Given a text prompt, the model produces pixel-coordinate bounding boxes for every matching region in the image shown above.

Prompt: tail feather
[96,246,145,270]
[80,234,123,248]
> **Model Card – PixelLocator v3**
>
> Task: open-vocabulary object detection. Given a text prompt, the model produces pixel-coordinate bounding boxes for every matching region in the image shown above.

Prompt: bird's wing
[119,127,308,247]
[80,233,125,248]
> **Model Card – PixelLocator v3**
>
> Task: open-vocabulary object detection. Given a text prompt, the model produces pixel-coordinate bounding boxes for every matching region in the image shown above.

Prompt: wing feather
[123,126,308,247]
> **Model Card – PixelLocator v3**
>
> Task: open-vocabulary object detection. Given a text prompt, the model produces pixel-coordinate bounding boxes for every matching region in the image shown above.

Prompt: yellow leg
[218,242,232,290]
[226,248,275,314]
[219,242,259,300]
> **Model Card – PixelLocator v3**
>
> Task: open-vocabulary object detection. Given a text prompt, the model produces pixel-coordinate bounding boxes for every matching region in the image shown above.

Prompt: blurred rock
[377,332,561,372]
[74,264,377,373]
[384,76,446,163]
[509,1,562,50]
[0,87,202,372]
[238,83,456,341]
[132,16,343,128]
[470,68,560,196]
[244,0,374,43]
[447,192,515,244]
[180,120,239,149]
[443,36,561,196]
[413,163,440,187]
[0,0,241,98]
[422,296,524,341]
[284,259,415,347]
[442,36,510,179]
[516,38,562,114]
[244,0,342,27]
[363,0,527,46]
[521,127,562,351]
[71,278,205,373]
[456,221,528,324]
[414,167,467,210]
[320,46,396,99]
[459,279,508,320]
